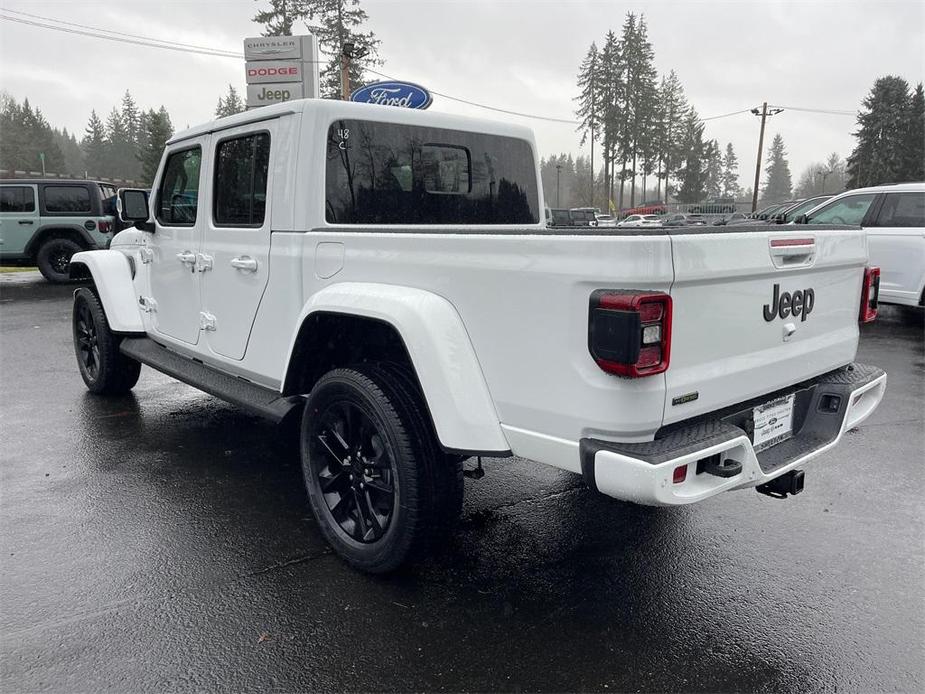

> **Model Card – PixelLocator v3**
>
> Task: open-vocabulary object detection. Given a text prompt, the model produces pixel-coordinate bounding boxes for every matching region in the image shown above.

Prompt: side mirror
[118,188,151,227]
[794,213,808,225]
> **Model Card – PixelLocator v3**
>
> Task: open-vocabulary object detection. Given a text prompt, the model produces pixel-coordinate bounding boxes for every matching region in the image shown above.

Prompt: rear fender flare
[69,250,144,333]
[285,282,509,454]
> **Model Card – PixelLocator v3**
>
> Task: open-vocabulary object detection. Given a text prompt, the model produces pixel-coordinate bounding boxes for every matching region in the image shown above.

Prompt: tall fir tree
[574,42,600,208]
[846,76,912,188]
[215,85,246,118]
[82,109,107,177]
[253,0,381,99]
[702,139,723,198]
[721,142,739,198]
[761,133,793,204]
[138,107,174,185]
[655,70,687,201]
[902,82,924,181]
[675,108,706,203]
[598,31,623,209]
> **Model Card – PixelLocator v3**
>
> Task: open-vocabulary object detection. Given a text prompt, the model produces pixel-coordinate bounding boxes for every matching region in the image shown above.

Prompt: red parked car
[621,200,666,216]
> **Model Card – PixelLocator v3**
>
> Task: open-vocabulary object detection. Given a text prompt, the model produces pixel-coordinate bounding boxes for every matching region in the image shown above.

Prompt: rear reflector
[673,465,687,484]
[859,266,880,323]
[589,290,672,378]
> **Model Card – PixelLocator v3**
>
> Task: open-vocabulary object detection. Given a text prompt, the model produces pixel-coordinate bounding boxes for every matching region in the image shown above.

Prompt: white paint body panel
[70,250,144,333]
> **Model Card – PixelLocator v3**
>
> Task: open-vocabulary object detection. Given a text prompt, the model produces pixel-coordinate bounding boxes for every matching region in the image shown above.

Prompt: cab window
[0,186,35,213]
[805,194,876,225]
[213,132,271,226]
[157,147,202,226]
[871,192,925,228]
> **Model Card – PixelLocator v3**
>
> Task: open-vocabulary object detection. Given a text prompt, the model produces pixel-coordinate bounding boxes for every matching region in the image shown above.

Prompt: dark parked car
[712,212,750,226]
[0,179,119,282]
[769,195,834,224]
[689,197,737,214]
[662,213,708,227]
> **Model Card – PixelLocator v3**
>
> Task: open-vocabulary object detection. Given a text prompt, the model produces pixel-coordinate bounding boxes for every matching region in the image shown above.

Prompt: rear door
[0,184,38,257]
[664,227,867,424]
[200,121,276,360]
[865,191,925,305]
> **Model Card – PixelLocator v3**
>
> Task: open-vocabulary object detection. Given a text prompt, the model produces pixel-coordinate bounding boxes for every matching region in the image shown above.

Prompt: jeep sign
[247,83,305,106]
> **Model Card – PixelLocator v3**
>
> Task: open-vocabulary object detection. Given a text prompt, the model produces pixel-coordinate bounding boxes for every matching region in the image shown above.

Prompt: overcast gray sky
[0,0,922,189]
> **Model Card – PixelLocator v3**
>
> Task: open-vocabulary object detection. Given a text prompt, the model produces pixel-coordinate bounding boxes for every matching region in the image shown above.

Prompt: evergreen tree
[253,0,296,35]
[902,82,924,181]
[655,70,687,201]
[597,31,623,209]
[675,108,706,203]
[574,42,600,207]
[215,85,246,118]
[54,127,84,176]
[120,91,142,180]
[702,139,723,198]
[721,142,739,198]
[82,109,107,177]
[761,133,793,205]
[138,107,174,185]
[628,15,658,205]
[104,108,134,179]
[846,75,912,188]
[253,0,382,99]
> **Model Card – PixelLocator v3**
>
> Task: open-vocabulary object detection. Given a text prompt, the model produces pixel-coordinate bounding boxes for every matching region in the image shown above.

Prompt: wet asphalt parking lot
[0,272,923,693]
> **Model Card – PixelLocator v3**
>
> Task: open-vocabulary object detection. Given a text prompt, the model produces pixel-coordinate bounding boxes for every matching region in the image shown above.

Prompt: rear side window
[325,119,539,225]
[805,193,876,225]
[157,147,202,226]
[872,192,925,228]
[213,132,271,226]
[44,186,91,213]
[0,186,35,212]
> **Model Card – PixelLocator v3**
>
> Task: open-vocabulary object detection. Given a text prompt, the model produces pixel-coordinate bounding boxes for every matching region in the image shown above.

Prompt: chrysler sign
[243,34,319,108]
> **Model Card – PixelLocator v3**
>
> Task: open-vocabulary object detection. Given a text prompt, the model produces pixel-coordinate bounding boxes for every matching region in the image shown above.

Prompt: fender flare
[285,282,510,454]
[25,224,98,257]
[69,250,144,333]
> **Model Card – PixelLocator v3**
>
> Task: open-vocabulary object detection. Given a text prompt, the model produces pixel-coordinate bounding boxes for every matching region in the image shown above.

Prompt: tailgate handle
[770,237,815,267]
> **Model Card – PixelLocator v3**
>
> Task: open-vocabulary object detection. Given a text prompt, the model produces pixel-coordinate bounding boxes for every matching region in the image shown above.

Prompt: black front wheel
[301,366,461,573]
[72,288,141,395]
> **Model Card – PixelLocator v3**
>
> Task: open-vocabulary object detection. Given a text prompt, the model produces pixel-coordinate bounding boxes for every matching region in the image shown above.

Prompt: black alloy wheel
[309,400,398,544]
[71,288,141,395]
[75,298,101,381]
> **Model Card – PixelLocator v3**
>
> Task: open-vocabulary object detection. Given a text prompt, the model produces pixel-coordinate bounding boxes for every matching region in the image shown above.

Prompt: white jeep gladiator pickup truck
[69,99,887,573]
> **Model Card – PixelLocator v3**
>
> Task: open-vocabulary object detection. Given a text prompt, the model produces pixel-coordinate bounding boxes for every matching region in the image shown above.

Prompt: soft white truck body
[70,99,885,569]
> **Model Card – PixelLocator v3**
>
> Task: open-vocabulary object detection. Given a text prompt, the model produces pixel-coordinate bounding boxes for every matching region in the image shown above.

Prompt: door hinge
[199,311,217,331]
[138,296,157,313]
[139,247,154,264]
[196,253,213,272]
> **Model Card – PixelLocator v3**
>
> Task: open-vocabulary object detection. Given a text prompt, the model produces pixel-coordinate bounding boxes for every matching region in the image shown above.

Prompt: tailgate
[664,227,867,425]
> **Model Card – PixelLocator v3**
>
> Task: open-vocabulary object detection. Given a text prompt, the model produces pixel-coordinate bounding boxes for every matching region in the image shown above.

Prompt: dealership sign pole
[243,35,320,109]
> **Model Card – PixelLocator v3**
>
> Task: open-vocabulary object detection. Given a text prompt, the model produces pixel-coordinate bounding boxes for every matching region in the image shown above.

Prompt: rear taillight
[589,290,672,378]
[98,220,112,233]
[859,266,880,323]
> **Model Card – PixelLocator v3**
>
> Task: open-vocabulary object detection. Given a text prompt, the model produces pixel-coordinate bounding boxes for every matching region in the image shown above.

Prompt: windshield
[806,193,877,225]
[782,196,832,221]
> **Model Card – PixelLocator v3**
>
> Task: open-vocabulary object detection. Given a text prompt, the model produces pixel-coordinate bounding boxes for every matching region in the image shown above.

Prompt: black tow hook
[757,469,805,499]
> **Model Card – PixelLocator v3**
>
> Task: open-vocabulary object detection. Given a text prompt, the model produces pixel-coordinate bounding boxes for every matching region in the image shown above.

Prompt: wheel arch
[282,282,510,456]
[24,224,96,259]
[69,250,144,334]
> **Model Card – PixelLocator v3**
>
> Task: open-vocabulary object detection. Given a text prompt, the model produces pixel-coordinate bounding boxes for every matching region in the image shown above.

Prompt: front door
[149,142,207,345]
[200,122,276,360]
[866,191,925,304]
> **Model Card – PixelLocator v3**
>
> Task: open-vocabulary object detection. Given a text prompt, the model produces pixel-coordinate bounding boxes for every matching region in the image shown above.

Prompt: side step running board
[120,337,303,424]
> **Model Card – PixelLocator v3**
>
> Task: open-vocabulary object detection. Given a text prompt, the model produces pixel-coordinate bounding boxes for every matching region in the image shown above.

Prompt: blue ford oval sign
[350,81,432,110]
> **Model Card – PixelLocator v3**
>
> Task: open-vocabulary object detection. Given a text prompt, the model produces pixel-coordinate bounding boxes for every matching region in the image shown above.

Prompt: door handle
[176,251,196,264]
[18,220,33,225]
[230,256,258,272]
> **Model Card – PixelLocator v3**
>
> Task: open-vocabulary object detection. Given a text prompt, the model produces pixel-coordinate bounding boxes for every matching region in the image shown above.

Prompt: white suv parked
[799,182,925,308]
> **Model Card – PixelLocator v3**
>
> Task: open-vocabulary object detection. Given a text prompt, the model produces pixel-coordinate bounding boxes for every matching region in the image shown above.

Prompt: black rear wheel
[72,288,141,395]
[37,237,82,283]
[301,365,462,573]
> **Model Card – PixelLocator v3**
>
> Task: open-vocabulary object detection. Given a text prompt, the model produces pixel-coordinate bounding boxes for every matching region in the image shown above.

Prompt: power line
[701,109,752,121]
[1,7,243,55]
[769,104,855,116]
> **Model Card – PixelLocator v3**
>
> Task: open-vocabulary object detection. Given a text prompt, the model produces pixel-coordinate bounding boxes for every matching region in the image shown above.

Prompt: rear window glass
[0,186,35,213]
[325,119,539,225]
[213,132,271,226]
[44,186,91,213]
[873,192,925,228]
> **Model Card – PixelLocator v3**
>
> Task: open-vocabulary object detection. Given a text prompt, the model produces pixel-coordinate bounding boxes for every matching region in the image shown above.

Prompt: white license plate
[752,394,795,452]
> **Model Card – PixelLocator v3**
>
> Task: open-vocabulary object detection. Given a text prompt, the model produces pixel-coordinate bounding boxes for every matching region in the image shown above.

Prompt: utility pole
[556,164,562,207]
[340,41,354,101]
[750,103,783,212]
